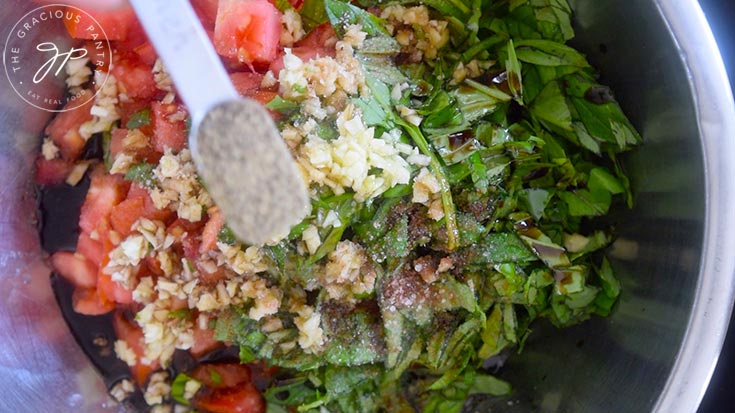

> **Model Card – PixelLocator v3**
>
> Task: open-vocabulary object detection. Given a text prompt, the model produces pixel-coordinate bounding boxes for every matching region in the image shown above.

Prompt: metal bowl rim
[654,1,735,412]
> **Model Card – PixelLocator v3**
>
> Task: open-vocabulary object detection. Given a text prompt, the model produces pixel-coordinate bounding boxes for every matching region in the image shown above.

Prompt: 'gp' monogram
[33,42,87,84]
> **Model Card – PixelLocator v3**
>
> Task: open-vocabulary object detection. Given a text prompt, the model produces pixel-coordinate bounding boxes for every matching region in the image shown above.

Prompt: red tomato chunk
[214,0,282,65]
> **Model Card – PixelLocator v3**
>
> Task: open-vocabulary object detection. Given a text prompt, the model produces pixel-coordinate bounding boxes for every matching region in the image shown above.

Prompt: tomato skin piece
[72,287,116,316]
[214,0,282,65]
[34,157,74,186]
[51,251,98,289]
[195,384,265,413]
[152,102,188,153]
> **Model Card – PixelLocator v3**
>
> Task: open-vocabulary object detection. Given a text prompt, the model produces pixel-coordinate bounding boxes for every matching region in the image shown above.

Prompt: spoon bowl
[130,0,309,245]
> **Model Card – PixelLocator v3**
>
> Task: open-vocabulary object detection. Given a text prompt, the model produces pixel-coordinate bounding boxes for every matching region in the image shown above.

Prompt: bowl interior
[471,1,708,411]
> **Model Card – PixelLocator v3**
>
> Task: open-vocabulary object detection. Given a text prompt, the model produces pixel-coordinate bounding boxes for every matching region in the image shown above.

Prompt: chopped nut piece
[109,379,135,403]
[65,162,90,186]
[41,138,60,160]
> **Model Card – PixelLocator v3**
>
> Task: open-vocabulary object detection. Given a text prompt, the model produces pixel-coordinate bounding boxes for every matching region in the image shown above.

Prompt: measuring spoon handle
[129,0,238,124]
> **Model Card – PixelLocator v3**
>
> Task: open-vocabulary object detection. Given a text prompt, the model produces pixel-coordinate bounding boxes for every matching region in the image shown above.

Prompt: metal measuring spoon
[129,0,309,245]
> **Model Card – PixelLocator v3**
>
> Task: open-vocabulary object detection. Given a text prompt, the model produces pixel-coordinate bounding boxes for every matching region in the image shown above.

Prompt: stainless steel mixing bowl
[1,1,733,412]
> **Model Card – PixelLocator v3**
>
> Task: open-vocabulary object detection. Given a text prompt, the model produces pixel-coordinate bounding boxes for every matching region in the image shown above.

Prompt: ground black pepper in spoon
[196,100,310,243]
[130,0,309,245]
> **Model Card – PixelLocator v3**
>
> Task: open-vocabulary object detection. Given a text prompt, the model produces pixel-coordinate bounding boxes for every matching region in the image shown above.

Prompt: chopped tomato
[180,231,202,259]
[167,218,206,238]
[64,6,138,41]
[200,208,225,254]
[229,72,264,96]
[190,325,222,357]
[98,271,135,304]
[192,0,220,29]
[110,128,161,164]
[110,196,146,237]
[77,232,105,267]
[111,187,175,237]
[51,251,98,289]
[96,228,135,305]
[298,22,337,50]
[196,262,228,285]
[125,182,175,222]
[79,171,129,234]
[195,384,265,413]
[133,42,158,67]
[72,287,116,315]
[249,361,278,391]
[268,46,334,75]
[138,189,176,223]
[94,215,114,245]
[109,128,127,159]
[45,98,94,161]
[127,183,149,199]
[143,255,165,277]
[113,310,158,385]
[247,89,279,106]
[214,0,281,65]
[35,157,74,185]
[111,53,159,101]
[152,102,188,153]
[116,20,149,53]
[119,100,156,135]
[194,260,228,285]
[192,363,252,388]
